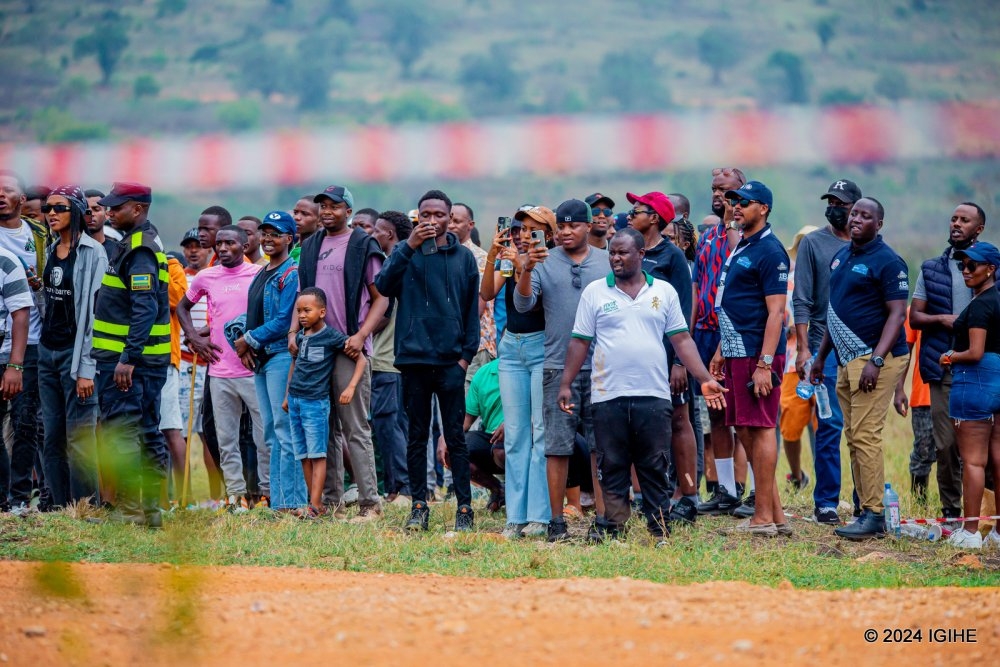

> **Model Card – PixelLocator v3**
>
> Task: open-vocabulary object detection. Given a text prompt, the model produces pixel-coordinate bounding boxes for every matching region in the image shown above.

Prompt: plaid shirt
[693,221,731,331]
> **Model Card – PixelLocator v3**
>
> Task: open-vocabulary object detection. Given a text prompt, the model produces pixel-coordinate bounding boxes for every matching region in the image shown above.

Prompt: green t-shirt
[289,245,302,262]
[466,359,504,435]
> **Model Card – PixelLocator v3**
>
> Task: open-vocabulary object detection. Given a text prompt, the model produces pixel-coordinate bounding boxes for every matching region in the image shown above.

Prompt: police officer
[92,182,171,527]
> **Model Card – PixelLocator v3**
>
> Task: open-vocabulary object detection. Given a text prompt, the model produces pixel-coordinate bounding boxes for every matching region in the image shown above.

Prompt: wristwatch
[757,354,774,369]
[726,221,738,231]
[871,355,885,368]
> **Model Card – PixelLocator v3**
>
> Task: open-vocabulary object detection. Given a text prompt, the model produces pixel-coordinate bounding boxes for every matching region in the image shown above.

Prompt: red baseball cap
[98,182,152,207]
[625,191,676,229]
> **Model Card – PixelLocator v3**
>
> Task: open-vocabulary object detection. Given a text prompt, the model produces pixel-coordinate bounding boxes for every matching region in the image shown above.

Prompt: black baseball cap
[555,199,592,224]
[820,179,862,204]
[180,228,200,246]
[584,192,615,209]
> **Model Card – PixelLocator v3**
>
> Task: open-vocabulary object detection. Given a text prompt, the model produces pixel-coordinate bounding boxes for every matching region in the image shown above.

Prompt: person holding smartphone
[481,206,556,538]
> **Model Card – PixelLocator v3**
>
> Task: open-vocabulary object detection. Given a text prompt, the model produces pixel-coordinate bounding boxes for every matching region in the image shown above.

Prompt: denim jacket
[243,256,298,360]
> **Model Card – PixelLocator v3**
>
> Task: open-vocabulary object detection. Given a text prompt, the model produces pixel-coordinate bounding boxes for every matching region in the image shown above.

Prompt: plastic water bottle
[500,257,514,277]
[814,383,832,419]
[883,483,901,538]
[900,523,943,542]
[796,356,815,399]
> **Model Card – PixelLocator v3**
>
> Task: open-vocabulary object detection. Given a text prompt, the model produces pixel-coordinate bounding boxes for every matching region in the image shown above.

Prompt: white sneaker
[983,528,1000,549]
[228,495,249,514]
[521,522,548,537]
[502,523,527,539]
[947,527,982,549]
[9,502,35,517]
[343,484,359,506]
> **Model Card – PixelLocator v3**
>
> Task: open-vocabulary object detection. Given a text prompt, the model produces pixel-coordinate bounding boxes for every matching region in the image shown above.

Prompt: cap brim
[820,192,853,203]
[96,194,129,207]
[724,189,744,200]
[625,192,642,205]
[588,196,615,208]
[313,194,346,204]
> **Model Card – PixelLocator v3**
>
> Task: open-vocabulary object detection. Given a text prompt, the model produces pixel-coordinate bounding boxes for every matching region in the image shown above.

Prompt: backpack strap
[277,265,296,290]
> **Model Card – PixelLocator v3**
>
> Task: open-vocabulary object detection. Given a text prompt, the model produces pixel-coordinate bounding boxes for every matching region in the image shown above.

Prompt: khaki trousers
[836,353,909,513]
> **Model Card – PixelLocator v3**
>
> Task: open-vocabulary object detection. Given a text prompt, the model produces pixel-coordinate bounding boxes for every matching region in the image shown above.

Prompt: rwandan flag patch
[131,274,152,291]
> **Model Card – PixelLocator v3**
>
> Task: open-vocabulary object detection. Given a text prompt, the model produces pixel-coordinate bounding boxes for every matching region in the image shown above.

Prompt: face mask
[825,205,848,230]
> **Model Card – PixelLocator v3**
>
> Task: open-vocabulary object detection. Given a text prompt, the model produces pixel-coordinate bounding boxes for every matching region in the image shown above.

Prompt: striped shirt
[0,249,35,355]
[693,221,731,331]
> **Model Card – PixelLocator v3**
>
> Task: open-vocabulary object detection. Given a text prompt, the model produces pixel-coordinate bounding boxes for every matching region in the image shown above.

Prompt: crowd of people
[0,165,997,550]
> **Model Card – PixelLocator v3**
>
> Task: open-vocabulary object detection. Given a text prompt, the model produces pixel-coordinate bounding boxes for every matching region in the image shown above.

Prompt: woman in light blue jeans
[236,212,306,510]
[481,206,554,537]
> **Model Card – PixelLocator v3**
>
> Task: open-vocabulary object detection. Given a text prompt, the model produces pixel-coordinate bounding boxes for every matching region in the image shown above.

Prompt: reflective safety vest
[92,221,171,366]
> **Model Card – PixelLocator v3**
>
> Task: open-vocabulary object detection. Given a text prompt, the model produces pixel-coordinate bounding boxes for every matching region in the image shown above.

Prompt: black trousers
[400,364,471,508]
[0,345,41,505]
[592,396,673,537]
[94,363,168,510]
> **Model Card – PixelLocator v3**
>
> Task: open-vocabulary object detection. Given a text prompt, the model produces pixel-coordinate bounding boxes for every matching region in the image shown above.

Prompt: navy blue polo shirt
[827,235,909,365]
[715,224,789,359]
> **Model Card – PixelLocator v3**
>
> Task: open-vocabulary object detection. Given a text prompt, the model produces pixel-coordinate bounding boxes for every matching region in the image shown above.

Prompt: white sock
[716,458,736,497]
[747,464,755,493]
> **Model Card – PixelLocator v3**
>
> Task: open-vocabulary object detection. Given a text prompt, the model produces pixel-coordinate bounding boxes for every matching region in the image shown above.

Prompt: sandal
[487,487,505,513]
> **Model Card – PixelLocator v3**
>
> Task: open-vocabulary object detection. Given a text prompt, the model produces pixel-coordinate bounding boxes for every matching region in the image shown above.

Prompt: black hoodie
[374,231,480,367]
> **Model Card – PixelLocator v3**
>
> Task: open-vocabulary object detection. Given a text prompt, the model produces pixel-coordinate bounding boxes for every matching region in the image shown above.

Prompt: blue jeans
[371,371,409,496]
[813,352,843,510]
[38,344,99,507]
[498,331,550,524]
[256,352,306,509]
[289,396,330,461]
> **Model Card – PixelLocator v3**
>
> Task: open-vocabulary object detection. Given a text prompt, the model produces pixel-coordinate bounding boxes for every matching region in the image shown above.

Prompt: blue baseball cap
[260,210,297,238]
[725,180,773,211]
[954,241,1000,268]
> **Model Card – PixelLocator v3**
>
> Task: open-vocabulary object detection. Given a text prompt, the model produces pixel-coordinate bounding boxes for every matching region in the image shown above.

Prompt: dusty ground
[0,561,995,666]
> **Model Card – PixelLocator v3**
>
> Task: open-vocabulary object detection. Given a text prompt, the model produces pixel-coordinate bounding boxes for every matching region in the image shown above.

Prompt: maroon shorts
[723,356,785,429]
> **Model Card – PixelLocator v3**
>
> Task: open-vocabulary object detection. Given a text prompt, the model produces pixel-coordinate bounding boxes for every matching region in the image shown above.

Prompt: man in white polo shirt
[557,228,727,544]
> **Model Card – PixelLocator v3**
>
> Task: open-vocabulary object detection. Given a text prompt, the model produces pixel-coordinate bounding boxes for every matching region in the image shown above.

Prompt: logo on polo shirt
[897,270,909,290]
[651,296,661,311]
[831,258,841,270]
[603,300,619,314]
[851,264,869,276]
[737,256,751,268]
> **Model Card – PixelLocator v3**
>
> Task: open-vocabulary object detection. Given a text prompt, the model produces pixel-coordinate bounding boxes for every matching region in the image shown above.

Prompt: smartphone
[746,372,781,394]
[419,221,437,255]
[530,229,546,247]
[497,217,512,245]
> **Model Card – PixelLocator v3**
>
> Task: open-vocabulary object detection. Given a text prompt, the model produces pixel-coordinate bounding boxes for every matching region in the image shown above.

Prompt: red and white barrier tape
[3,100,1000,191]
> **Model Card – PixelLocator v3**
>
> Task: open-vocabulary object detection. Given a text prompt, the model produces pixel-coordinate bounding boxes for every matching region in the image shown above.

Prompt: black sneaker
[405,501,430,531]
[696,488,741,515]
[834,510,885,540]
[455,504,474,532]
[814,507,840,525]
[667,497,698,525]
[587,516,620,543]
[547,517,570,542]
[732,492,756,518]
[705,480,719,496]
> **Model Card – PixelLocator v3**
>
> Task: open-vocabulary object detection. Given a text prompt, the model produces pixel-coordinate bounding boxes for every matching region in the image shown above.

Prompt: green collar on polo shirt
[605,271,654,287]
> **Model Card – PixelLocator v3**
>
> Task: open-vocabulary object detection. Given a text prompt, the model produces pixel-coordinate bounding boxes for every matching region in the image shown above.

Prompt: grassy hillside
[2,0,999,141]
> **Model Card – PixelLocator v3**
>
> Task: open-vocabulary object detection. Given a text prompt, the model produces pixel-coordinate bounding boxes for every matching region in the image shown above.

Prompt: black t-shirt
[42,249,77,350]
[954,287,1000,355]
[246,264,278,333]
[503,277,545,334]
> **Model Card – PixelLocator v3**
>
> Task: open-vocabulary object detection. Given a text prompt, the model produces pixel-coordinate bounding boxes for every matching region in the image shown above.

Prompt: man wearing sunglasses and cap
[91,181,172,527]
[585,193,615,251]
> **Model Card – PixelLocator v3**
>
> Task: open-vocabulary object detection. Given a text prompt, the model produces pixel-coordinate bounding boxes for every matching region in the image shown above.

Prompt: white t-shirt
[0,248,36,356]
[572,273,687,403]
[0,222,42,346]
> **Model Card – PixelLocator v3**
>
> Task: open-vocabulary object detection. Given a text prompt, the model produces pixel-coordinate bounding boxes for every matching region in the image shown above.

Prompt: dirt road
[0,561,995,665]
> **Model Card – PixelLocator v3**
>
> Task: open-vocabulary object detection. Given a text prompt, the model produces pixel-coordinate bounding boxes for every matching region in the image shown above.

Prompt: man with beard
[792,179,860,524]
[694,168,748,515]
[585,193,615,250]
[909,202,987,525]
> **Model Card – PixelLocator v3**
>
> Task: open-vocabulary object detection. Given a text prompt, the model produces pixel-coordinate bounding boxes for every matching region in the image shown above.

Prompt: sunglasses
[570,263,582,289]
[956,259,986,272]
[727,198,757,208]
[41,204,72,214]
[627,207,654,218]
[591,207,613,217]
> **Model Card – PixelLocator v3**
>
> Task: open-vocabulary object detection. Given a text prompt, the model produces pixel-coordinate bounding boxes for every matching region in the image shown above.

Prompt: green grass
[3,363,996,590]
